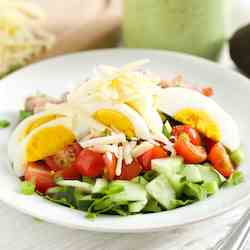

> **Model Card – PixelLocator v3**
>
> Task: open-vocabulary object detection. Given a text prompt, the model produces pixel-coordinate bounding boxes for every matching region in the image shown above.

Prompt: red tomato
[174,133,207,164]
[45,143,82,180]
[103,152,117,181]
[138,146,168,171]
[202,87,214,97]
[208,143,234,177]
[74,149,105,177]
[172,125,201,145]
[25,162,55,193]
[116,160,142,180]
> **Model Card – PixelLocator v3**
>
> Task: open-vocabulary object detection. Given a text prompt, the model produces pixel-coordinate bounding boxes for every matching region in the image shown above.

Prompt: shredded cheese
[104,151,113,162]
[89,145,115,154]
[115,146,123,176]
[152,133,173,148]
[132,141,154,158]
[112,144,119,158]
[67,60,161,105]
[79,133,126,148]
[123,141,136,165]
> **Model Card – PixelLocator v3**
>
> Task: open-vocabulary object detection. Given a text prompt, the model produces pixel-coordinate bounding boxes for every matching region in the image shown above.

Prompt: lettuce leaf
[142,198,162,213]
[143,170,158,182]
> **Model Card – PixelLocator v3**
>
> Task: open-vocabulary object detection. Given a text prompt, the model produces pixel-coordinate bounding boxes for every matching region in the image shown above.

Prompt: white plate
[0,49,250,233]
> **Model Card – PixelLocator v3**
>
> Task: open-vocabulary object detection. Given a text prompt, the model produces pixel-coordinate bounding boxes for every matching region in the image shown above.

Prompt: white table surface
[1,1,250,250]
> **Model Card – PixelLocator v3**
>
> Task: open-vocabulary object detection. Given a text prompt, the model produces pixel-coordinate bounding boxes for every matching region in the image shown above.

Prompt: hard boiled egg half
[8,111,77,176]
[157,87,240,151]
[85,102,152,140]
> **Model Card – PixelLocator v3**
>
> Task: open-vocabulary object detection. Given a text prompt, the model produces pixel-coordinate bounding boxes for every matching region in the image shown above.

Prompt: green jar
[123,0,231,60]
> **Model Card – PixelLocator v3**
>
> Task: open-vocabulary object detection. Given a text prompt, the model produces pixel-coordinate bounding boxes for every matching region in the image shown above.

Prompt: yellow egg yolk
[174,108,221,141]
[93,109,135,138]
[19,114,63,141]
[26,125,75,162]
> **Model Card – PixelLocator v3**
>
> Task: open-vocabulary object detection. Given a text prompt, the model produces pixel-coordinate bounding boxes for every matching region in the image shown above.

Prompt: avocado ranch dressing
[123,0,231,60]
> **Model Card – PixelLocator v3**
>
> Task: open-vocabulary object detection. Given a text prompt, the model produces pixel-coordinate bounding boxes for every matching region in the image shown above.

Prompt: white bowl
[0,49,249,232]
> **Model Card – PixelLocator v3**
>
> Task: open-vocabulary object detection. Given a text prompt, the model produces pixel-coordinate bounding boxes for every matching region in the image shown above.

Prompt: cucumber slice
[129,199,148,213]
[152,157,183,175]
[181,165,203,183]
[146,175,176,209]
[92,178,108,193]
[201,181,219,195]
[167,174,185,197]
[199,164,226,185]
[181,164,225,185]
[110,180,147,203]
[56,180,93,193]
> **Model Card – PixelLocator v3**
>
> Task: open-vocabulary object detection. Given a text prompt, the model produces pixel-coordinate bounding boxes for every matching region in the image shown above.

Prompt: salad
[8,60,244,219]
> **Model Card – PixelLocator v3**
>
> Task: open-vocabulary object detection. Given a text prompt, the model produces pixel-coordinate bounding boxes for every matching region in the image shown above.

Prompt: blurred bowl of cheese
[0,0,122,78]
[0,0,55,77]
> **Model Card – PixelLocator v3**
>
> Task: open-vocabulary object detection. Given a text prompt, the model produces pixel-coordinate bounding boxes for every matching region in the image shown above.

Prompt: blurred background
[0,0,250,77]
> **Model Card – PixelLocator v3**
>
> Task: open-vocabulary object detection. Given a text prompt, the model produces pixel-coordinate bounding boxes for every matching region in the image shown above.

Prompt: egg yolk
[20,114,63,141]
[174,108,221,141]
[94,109,135,138]
[25,125,75,162]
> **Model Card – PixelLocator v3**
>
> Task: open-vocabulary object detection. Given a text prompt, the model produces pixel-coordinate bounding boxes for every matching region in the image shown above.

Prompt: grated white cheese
[67,60,161,105]
[115,146,124,176]
[79,133,126,148]
[123,141,137,165]
[152,133,173,149]
[132,141,154,158]
[112,144,119,158]
[88,145,115,154]
[152,133,176,155]
[104,151,113,162]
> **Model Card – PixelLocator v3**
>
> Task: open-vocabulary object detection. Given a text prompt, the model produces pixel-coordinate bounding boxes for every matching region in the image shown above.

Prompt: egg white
[157,87,240,151]
[128,96,163,135]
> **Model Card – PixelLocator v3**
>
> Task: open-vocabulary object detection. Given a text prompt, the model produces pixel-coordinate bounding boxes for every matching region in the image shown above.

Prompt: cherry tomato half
[74,149,105,177]
[174,133,207,164]
[116,160,142,180]
[25,162,55,193]
[45,143,81,180]
[172,125,201,146]
[208,143,234,177]
[138,146,168,171]
[103,152,117,181]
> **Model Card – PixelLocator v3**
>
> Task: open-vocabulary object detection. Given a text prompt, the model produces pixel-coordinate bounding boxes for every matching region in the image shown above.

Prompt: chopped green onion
[19,110,33,121]
[20,181,35,195]
[0,119,10,128]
